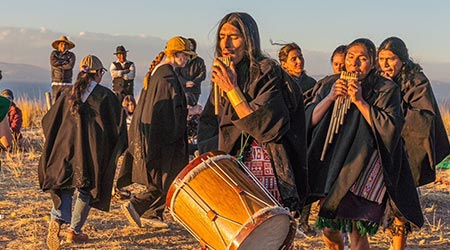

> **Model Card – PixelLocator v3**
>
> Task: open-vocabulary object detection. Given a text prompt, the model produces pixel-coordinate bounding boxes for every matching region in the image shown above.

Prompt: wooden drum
[166,151,296,250]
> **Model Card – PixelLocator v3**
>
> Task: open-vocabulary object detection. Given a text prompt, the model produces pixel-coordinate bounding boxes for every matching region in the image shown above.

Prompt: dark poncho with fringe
[305,72,424,228]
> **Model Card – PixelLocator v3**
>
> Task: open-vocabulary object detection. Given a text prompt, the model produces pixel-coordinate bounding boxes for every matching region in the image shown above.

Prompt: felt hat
[51,36,75,50]
[164,36,196,57]
[79,55,107,74]
[114,45,129,55]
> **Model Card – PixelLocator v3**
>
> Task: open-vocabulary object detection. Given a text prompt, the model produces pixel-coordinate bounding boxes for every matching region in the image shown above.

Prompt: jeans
[50,189,91,234]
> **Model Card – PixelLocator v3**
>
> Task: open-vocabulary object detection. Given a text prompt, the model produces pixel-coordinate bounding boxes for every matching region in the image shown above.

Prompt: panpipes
[320,71,358,161]
[214,57,231,115]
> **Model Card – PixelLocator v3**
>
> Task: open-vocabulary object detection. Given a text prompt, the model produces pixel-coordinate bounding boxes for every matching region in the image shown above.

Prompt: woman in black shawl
[306,38,423,250]
[118,36,194,228]
[39,55,126,249]
[378,36,450,250]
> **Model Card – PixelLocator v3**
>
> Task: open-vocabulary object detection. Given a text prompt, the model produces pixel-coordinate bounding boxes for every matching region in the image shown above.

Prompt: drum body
[166,152,296,250]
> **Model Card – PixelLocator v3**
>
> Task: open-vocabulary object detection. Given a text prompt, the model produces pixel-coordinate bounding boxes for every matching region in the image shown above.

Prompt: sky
[1,0,450,64]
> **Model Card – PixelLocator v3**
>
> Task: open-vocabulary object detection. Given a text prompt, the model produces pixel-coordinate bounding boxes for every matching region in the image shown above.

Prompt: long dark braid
[69,71,95,115]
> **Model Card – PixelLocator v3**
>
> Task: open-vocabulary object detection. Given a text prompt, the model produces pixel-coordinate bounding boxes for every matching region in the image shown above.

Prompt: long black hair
[215,12,269,83]
[69,70,96,115]
[378,36,422,83]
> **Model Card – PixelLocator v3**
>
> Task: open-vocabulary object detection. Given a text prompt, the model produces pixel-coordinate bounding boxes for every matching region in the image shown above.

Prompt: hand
[123,69,131,74]
[186,81,195,88]
[188,104,203,116]
[327,79,348,101]
[347,80,363,104]
[211,58,237,92]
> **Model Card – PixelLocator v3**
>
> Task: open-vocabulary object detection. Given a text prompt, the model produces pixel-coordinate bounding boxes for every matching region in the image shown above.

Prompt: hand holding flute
[320,72,357,161]
[211,57,252,118]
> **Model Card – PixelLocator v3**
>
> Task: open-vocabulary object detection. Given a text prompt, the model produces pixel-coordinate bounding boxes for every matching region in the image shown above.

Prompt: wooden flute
[214,57,231,115]
[320,71,358,161]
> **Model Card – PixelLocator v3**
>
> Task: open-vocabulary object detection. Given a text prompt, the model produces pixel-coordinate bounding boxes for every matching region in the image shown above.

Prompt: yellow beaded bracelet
[226,88,245,107]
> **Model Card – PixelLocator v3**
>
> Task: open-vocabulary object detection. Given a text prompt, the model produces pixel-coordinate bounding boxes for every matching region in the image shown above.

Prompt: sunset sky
[1,0,449,63]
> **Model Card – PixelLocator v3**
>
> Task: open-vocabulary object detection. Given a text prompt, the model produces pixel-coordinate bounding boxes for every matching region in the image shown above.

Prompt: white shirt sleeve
[123,62,135,80]
[110,62,122,79]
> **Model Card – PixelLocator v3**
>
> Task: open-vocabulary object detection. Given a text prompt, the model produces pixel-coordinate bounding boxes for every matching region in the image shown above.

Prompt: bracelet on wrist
[226,88,245,107]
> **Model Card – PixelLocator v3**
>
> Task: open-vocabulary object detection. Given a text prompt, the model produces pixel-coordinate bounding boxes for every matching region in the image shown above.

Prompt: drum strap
[237,131,251,161]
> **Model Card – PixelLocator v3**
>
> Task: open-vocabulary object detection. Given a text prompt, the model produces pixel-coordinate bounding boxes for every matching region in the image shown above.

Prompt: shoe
[66,230,89,244]
[121,202,142,227]
[141,217,169,229]
[46,219,61,250]
[114,188,131,200]
[298,223,317,237]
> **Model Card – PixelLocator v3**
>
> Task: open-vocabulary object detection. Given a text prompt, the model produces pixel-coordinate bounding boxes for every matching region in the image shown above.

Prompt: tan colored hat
[79,55,107,74]
[164,36,196,56]
[51,36,75,50]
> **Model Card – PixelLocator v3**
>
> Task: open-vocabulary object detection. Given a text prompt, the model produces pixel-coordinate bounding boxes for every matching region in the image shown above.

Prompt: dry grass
[15,96,47,129]
[0,100,449,249]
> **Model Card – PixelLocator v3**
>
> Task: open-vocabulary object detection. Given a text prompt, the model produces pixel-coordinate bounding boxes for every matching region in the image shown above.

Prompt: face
[378,49,403,78]
[94,69,105,83]
[174,52,190,68]
[116,53,127,63]
[122,100,136,113]
[345,44,373,80]
[219,23,246,65]
[58,42,67,52]
[332,53,345,74]
[281,49,304,77]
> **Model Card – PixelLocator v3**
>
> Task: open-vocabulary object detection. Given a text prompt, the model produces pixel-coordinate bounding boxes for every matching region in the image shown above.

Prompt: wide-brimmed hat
[79,55,107,74]
[114,45,129,55]
[164,36,197,57]
[51,36,75,50]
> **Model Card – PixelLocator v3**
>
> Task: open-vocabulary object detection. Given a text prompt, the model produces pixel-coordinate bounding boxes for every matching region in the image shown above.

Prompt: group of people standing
[36,11,449,250]
[40,32,206,248]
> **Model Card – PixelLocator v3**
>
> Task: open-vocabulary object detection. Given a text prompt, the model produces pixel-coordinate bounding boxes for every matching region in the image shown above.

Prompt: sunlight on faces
[122,100,136,113]
[174,52,190,68]
[219,23,245,65]
[332,53,345,74]
[281,49,304,77]
[57,42,67,52]
[345,45,373,80]
[116,53,127,63]
[378,49,403,78]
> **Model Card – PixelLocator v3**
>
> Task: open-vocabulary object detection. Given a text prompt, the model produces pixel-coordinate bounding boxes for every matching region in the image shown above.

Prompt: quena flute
[213,57,231,115]
[320,71,358,161]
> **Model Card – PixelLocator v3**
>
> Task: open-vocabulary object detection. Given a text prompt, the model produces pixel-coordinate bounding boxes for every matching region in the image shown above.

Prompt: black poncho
[305,72,423,227]
[39,85,126,211]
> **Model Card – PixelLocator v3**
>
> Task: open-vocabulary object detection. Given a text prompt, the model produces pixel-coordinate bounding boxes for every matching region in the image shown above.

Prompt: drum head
[237,214,291,250]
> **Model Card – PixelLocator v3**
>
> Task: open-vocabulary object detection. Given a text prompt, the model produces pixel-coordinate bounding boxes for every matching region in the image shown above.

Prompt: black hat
[114,45,128,55]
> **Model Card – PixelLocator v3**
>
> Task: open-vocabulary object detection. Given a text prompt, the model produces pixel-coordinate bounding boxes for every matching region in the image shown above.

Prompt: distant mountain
[0,62,49,84]
[431,80,450,101]
[1,26,449,102]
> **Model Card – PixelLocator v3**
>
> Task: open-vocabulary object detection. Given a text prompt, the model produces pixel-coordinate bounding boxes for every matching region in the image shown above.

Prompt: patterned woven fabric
[350,151,386,204]
[243,140,281,203]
